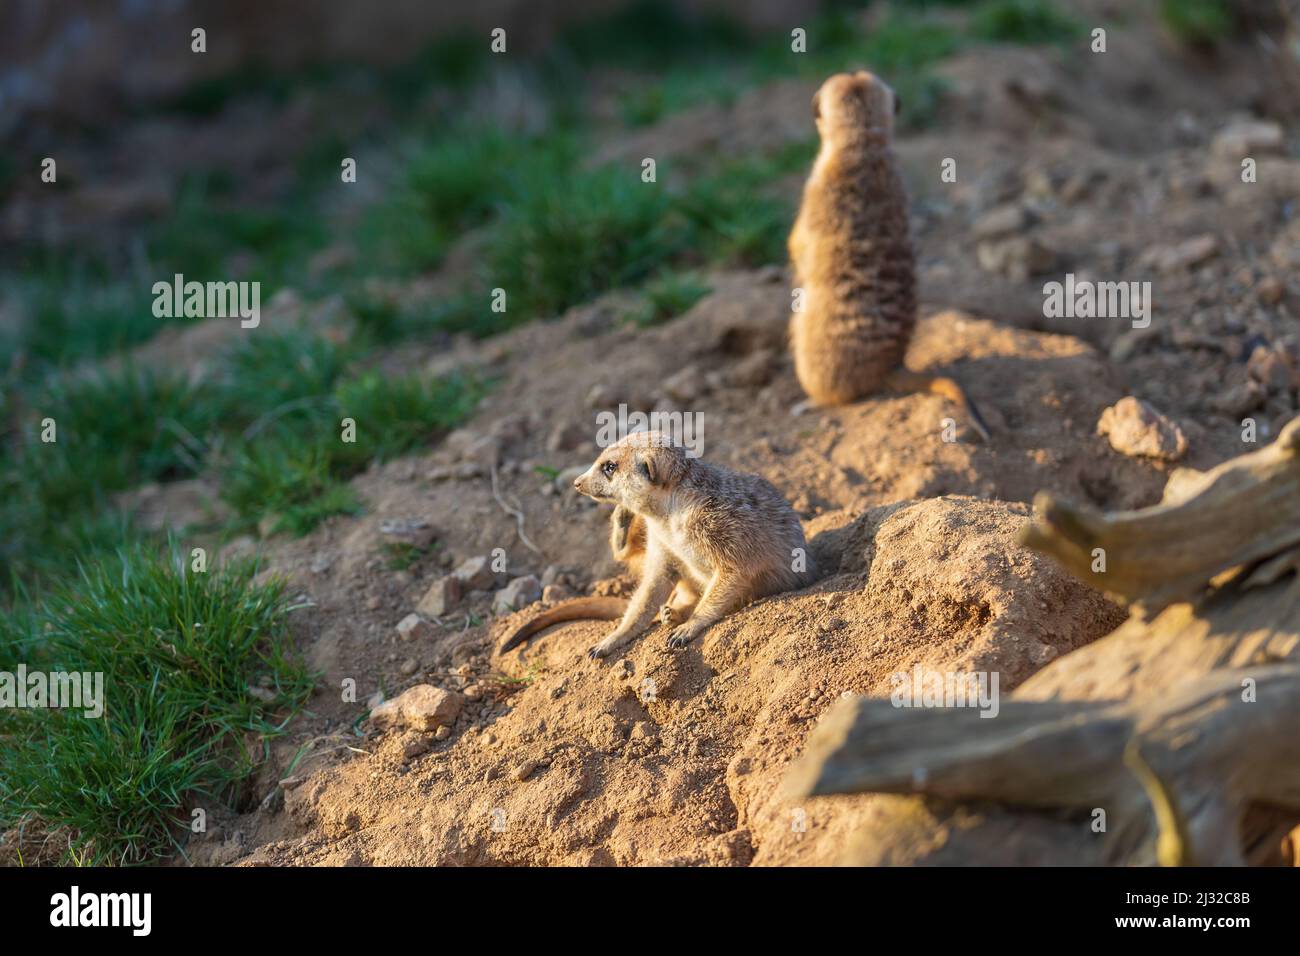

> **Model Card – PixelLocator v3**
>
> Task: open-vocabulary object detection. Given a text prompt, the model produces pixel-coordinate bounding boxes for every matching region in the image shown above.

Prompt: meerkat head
[573,431,689,514]
[811,70,899,142]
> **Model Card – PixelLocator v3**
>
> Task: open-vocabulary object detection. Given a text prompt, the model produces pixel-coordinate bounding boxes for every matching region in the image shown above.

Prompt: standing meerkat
[529,431,815,660]
[789,70,990,439]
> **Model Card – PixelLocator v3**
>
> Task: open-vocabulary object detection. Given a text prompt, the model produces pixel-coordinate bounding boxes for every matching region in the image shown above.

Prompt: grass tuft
[0,547,314,865]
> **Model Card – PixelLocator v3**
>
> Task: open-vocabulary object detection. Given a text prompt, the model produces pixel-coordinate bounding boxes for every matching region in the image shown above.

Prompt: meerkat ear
[811,89,821,121]
[636,452,658,485]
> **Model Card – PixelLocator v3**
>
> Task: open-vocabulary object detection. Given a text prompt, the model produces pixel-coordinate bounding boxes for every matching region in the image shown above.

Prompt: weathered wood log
[787,662,1300,865]
[1017,416,1300,609]
[785,417,1300,866]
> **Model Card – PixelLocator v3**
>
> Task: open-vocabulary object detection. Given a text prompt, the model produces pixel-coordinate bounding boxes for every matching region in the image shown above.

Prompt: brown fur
[572,431,814,659]
[789,71,989,439]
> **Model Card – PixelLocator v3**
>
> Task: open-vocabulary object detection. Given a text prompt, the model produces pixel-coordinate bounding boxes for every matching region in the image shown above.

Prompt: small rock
[453,555,500,590]
[428,462,483,481]
[1247,345,1298,392]
[464,683,483,700]
[542,583,573,603]
[379,517,437,549]
[416,575,461,617]
[493,575,542,615]
[1270,222,1300,272]
[400,658,420,676]
[399,732,431,760]
[490,414,529,443]
[1212,119,1284,158]
[1257,276,1286,306]
[976,237,1056,281]
[971,203,1034,241]
[1097,397,1188,462]
[1211,381,1266,417]
[396,613,434,642]
[514,759,540,781]
[369,684,465,732]
[435,725,451,741]
[1138,235,1219,273]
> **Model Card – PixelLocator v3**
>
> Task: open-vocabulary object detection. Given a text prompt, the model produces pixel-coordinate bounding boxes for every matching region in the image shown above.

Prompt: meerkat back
[789,71,917,406]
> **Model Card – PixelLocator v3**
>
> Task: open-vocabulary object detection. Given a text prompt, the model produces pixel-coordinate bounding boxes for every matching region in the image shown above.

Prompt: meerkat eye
[602,460,617,478]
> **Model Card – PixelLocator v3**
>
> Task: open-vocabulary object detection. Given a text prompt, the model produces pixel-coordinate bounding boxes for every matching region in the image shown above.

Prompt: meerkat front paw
[657,603,681,626]
[587,632,622,660]
[610,505,636,551]
[666,624,697,649]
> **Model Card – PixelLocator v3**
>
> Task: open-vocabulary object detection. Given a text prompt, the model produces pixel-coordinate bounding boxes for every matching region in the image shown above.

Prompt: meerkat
[788,70,990,440]
[567,430,813,659]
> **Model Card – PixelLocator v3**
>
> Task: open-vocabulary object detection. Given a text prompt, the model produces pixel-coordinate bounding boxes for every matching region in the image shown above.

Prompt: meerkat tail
[886,368,991,441]
[498,597,630,654]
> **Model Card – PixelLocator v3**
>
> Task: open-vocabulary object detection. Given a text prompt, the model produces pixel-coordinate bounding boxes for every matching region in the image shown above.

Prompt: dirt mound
[210,495,1116,867]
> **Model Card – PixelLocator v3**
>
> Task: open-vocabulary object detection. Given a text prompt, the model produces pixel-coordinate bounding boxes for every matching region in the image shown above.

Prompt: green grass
[151,173,329,292]
[0,333,484,589]
[971,0,1083,44]
[220,367,485,536]
[0,271,159,379]
[625,270,712,327]
[0,546,314,865]
[487,162,683,318]
[1158,0,1233,47]
[25,367,217,513]
[560,0,750,70]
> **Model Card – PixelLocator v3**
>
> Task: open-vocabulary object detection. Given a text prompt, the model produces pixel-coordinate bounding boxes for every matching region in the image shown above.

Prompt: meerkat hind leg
[657,580,699,626]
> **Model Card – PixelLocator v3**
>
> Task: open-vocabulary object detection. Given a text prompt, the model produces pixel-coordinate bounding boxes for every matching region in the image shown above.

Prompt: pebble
[492,575,542,615]
[1096,397,1188,461]
[396,613,434,642]
[369,684,465,732]
[417,575,461,617]
[453,555,500,590]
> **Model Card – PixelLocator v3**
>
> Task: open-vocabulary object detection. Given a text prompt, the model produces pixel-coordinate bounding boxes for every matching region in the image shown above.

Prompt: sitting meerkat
[571,431,814,659]
[789,70,990,439]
